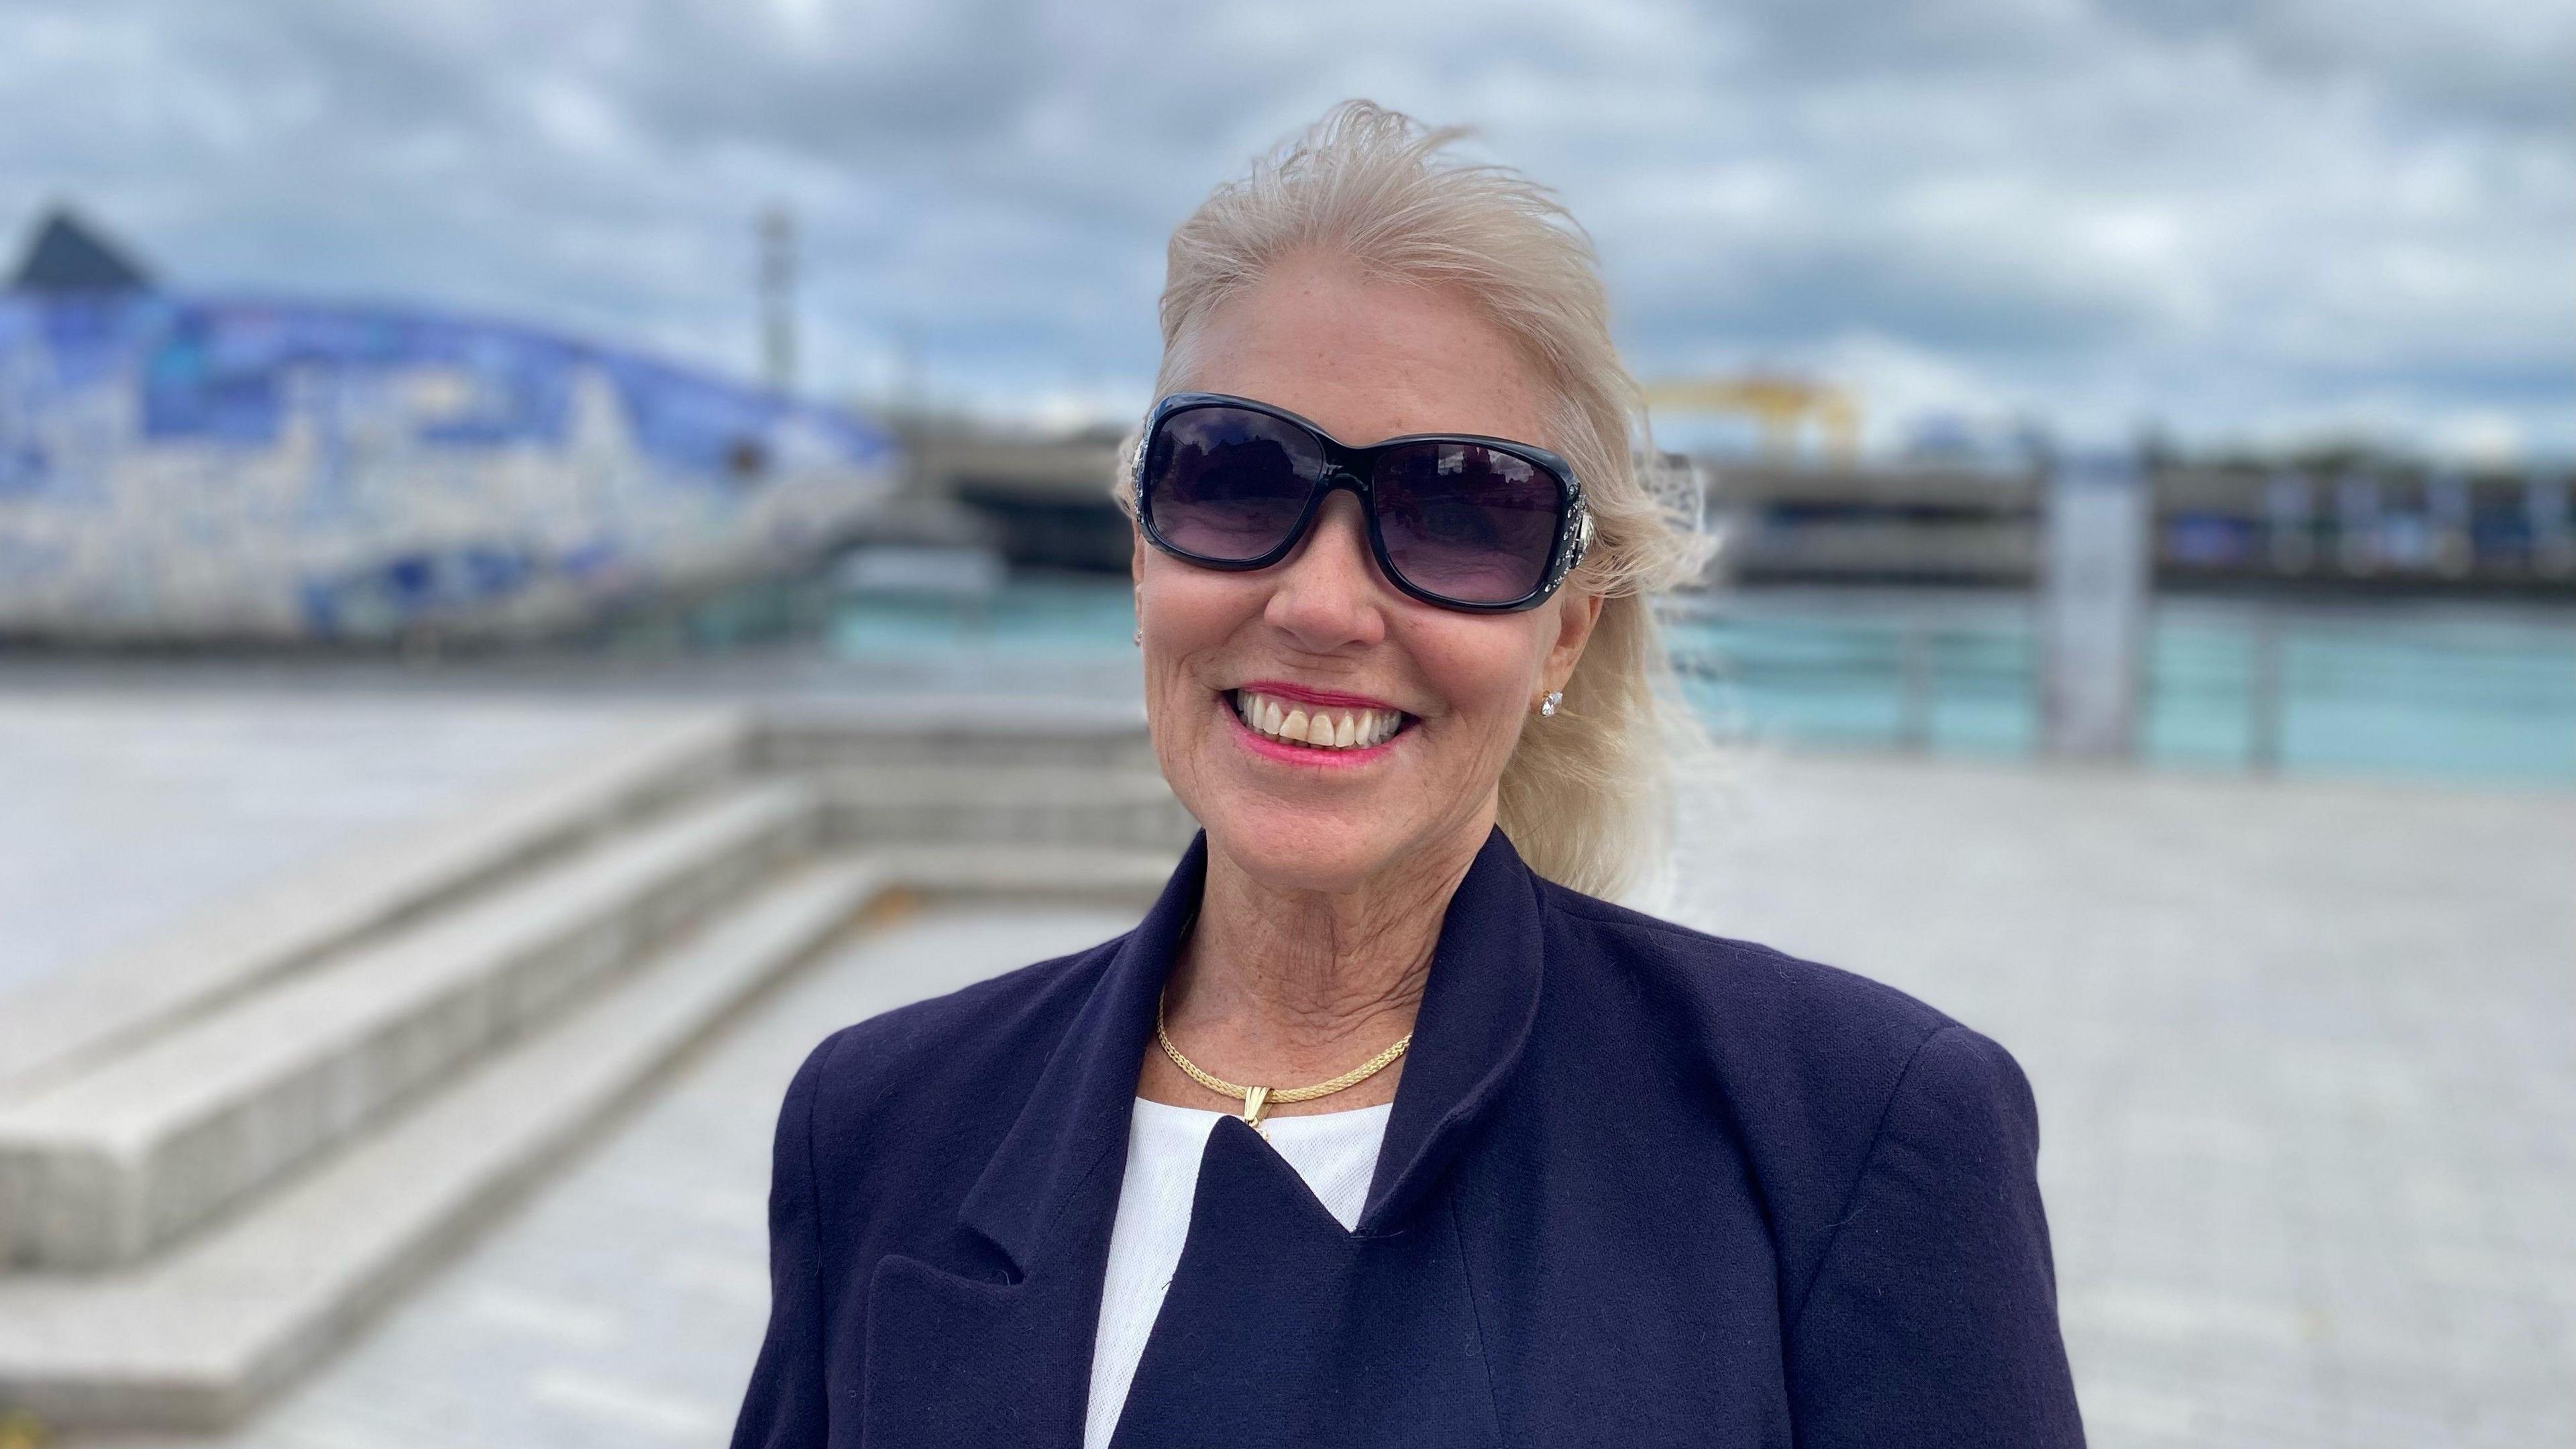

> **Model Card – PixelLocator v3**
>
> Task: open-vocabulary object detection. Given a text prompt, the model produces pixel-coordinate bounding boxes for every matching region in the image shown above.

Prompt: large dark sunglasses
[1132,391,1594,612]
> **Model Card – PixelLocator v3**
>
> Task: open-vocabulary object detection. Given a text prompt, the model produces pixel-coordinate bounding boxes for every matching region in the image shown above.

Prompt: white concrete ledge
[755,698,1155,773]
[820,765,1198,854]
[892,843,1183,905]
[0,780,819,1272]
[0,708,1186,1432]
[0,708,753,1102]
[0,854,896,1432]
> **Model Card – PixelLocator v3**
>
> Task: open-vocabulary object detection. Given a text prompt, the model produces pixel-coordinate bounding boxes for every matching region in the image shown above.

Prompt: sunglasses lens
[1372,442,1564,604]
[1143,406,1326,562]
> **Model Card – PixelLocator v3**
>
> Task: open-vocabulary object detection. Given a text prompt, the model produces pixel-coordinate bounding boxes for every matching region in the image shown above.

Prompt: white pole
[2040,450,2152,759]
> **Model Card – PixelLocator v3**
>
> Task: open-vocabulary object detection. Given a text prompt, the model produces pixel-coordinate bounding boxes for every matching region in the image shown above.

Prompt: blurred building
[0,209,898,643]
[875,412,2575,598]
[1706,457,2574,594]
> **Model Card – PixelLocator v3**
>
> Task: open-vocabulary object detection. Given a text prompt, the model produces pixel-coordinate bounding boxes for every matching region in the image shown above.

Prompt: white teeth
[1231,691,1404,752]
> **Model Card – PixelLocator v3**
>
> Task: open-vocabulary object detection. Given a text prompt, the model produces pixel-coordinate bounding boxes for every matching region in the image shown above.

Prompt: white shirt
[1081,1097,1393,1449]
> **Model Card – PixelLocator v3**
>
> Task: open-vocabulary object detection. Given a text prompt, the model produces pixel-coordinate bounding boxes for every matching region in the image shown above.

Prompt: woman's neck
[1142,814,1489,1114]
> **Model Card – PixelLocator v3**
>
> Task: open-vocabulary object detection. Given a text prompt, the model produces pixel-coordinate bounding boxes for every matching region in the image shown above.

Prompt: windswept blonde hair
[1120,100,1711,899]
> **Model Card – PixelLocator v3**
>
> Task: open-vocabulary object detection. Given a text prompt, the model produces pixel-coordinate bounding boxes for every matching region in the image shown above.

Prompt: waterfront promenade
[7,694,2565,1449]
[0,697,641,998]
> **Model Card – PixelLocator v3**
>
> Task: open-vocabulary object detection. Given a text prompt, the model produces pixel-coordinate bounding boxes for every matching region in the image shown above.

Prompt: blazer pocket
[860,1251,1099,1448]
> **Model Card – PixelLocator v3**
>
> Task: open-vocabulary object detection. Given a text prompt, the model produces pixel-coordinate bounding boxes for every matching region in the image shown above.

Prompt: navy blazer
[729,827,2085,1448]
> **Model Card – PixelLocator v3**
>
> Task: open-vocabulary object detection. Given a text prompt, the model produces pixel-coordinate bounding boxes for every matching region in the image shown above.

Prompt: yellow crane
[1642,375,1860,463]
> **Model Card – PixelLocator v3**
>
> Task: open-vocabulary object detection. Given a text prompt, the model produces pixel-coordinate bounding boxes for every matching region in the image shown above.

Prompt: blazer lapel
[857,833,1206,1446]
[1106,1118,1505,1449]
[1358,824,1547,1234]
[857,824,1548,1447]
[1105,827,1545,1448]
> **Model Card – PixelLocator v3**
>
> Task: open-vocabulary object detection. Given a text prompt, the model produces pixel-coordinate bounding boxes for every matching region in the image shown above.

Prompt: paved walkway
[0,696,641,996]
[70,747,2576,1449]
[89,903,1141,1449]
[1665,751,2573,1448]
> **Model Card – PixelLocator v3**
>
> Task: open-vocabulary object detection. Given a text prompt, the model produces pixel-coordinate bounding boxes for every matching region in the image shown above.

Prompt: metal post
[1896,615,1934,752]
[2247,602,2284,774]
[2039,450,2153,759]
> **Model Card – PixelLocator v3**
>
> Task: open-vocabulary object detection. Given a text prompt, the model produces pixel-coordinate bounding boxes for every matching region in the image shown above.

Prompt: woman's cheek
[1415,625,1540,752]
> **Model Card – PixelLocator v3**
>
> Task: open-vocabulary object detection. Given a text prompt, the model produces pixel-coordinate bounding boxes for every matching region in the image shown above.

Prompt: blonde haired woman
[731,101,2083,1449]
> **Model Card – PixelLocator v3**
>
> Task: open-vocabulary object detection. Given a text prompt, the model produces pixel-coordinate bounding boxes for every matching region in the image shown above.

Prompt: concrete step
[0,780,820,1273]
[892,843,1182,906]
[756,702,1155,773]
[0,853,892,1434]
[819,764,1196,854]
[0,708,751,1101]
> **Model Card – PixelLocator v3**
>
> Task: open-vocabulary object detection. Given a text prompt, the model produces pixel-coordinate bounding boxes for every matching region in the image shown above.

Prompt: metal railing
[1658,593,2575,786]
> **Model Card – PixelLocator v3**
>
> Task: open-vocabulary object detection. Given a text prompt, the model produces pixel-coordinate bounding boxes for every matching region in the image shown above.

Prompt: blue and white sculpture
[0,211,898,642]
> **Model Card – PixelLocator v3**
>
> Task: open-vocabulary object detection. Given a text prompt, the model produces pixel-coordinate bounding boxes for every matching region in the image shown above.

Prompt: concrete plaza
[0,695,641,998]
[11,698,2565,1449]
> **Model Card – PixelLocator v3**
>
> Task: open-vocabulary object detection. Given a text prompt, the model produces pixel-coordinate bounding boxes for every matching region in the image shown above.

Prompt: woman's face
[1136,253,1601,895]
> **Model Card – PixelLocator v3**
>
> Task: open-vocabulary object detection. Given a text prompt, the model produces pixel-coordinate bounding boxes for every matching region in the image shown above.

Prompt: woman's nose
[1262,491,1389,649]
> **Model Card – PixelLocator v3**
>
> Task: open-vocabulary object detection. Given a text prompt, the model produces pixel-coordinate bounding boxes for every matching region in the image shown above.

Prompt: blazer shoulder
[1535,880,2049,1318]
[1536,881,1959,1067]
[797,931,1122,1123]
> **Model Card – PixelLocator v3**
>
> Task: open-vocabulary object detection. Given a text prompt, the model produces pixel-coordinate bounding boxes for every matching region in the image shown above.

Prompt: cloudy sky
[1,0,2567,459]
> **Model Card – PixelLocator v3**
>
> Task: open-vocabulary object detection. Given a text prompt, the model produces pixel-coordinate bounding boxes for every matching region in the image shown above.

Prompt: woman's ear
[1131,527,1148,639]
[1544,587,1604,692]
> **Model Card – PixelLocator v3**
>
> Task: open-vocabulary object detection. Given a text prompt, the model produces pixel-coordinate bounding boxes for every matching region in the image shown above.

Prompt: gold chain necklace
[1155,989,1411,1130]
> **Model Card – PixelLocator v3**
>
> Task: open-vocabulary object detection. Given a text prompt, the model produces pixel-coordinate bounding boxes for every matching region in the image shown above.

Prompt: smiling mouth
[1228,688,1413,752]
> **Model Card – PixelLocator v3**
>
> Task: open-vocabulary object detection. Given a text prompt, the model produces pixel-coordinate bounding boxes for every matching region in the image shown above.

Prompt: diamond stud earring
[1539,690,1562,717]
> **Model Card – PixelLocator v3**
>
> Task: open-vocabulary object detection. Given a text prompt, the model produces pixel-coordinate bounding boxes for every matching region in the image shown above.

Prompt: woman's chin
[1202,814,1411,895]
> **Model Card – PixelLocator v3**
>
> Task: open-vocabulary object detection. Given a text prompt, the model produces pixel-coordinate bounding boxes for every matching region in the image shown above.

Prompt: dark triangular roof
[9,208,153,293]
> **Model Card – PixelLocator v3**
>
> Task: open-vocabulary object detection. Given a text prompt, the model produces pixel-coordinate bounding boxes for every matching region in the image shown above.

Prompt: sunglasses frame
[1131,390,1595,614]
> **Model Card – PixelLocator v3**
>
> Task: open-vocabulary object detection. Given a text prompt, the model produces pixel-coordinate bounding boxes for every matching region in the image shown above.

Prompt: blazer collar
[957,824,1548,1276]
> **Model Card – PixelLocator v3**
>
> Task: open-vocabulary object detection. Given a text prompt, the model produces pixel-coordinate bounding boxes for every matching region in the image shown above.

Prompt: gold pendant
[1240,1084,1271,1130]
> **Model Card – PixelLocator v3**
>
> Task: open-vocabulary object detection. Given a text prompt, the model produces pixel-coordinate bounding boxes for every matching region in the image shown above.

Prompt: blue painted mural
[0,290,897,640]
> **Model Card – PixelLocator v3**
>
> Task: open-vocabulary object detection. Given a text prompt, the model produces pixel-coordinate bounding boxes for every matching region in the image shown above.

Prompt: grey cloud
[0,0,2565,456]
[2098,0,2574,135]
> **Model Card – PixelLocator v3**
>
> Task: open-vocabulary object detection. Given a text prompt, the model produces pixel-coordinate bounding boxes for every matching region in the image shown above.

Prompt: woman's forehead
[1180,258,1552,448]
